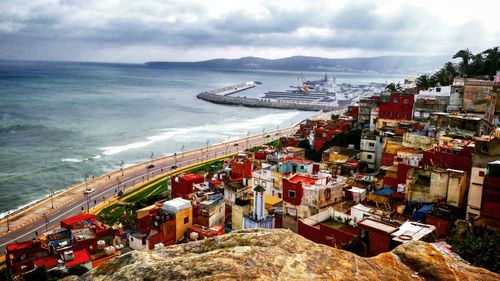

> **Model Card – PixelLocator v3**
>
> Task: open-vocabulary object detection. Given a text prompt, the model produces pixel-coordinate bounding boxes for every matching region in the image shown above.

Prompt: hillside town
[5,71,500,280]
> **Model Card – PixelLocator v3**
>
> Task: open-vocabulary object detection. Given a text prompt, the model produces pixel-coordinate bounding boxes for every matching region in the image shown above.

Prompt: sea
[0,60,404,214]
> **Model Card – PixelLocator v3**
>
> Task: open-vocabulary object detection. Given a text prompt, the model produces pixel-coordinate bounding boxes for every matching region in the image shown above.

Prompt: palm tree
[444,61,459,78]
[416,74,431,90]
[385,82,403,92]
[483,46,499,80]
[453,49,473,77]
[431,68,452,86]
[469,53,484,77]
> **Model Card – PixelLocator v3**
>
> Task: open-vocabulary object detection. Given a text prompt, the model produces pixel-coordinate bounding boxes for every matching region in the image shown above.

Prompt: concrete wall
[175,208,192,241]
[446,173,468,208]
[430,170,449,200]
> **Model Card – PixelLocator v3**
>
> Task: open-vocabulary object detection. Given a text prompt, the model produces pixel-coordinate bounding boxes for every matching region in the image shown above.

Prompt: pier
[197,82,340,112]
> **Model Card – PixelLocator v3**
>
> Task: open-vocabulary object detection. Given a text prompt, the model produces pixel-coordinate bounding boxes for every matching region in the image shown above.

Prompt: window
[479,171,485,177]
[324,188,331,198]
[388,112,392,117]
[184,217,189,224]
[253,179,258,184]
[367,154,373,160]
[369,142,375,147]
[404,113,409,119]
[404,99,409,104]
[393,98,398,103]
[278,193,282,199]
[396,112,400,117]
[262,182,266,188]
[380,111,385,116]
[414,111,421,117]
[288,190,296,198]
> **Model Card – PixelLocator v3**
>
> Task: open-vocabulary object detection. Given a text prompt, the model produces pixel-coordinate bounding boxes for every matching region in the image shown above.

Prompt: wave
[61,158,84,163]
[99,111,301,156]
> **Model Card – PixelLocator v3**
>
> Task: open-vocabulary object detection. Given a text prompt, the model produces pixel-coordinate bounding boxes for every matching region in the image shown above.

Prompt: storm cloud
[0,0,498,62]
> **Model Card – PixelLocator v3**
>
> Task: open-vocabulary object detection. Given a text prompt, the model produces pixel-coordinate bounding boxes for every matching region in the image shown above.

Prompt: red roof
[34,256,59,269]
[279,157,312,164]
[65,249,91,268]
[6,240,35,251]
[288,175,317,185]
[181,173,204,181]
[61,214,96,227]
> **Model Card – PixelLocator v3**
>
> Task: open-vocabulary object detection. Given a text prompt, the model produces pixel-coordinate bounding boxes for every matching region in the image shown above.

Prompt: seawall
[197,83,340,112]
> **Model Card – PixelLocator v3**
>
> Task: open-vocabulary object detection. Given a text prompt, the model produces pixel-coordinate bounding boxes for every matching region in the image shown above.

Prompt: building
[170,173,204,199]
[195,193,225,227]
[161,198,193,241]
[358,97,379,131]
[243,185,275,229]
[357,218,399,256]
[432,112,494,137]
[282,172,346,232]
[462,80,499,118]
[481,160,500,222]
[467,135,500,219]
[298,208,358,248]
[414,86,450,121]
[360,131,382,170]
[230,153,253,178]
[252,168,283,199]
[6,240,49,275]
[378,91,415,121]
[405,167,468,207]
[130,203,176,250]
[277,157,314,174]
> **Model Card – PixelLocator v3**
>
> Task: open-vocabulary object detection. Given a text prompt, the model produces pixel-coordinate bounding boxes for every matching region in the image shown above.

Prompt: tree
[67,265,89,276]
[450,225,500,273]
[430,68,452,86]
[444,61,459,77]
[469,53,485,77]
[23,266,48,281]
[385,82,403,92]
[483,46,499,80]
[453,48,473,77]
[416,74,431,90]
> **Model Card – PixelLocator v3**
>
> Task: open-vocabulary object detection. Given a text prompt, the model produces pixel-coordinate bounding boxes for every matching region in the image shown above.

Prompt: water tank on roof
[97,240,106,249]
[104,246,116,256]
[189,232,199,241]
[63,250,74,261]
[153,243,164,250]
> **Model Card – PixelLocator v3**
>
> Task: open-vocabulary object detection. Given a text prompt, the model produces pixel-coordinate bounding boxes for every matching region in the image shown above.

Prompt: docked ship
[260,73,385,107]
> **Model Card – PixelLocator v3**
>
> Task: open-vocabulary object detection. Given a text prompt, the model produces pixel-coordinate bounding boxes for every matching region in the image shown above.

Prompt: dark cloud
[0,0,497,62]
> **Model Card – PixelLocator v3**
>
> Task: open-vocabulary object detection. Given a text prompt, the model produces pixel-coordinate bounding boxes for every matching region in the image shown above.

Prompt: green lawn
[123,179,168,203]
[96,204,127,225]
[190,158,228,174]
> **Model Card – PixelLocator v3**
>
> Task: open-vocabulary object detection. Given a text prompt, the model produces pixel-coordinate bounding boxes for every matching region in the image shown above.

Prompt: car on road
[265,134,270,138]
[83,188,95,194]
[171,165,178,169]
[233,143,239,146]
[147,164,155,169]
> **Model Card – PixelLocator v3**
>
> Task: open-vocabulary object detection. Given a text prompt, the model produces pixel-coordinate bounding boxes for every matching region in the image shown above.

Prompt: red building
[171,173,204,198]
[357,218,398,256]
[481,161,500,221]
[282,177,306,206]
[230,156,253,178]
[347,105,359,120]
[422,145,473,175]
[6,240,49,275]
[60,213,96,229]
[378,92,415,121]
[298,219,358,248]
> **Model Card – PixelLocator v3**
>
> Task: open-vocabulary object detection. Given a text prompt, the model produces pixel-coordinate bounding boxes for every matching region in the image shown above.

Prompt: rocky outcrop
[77,229,498,281]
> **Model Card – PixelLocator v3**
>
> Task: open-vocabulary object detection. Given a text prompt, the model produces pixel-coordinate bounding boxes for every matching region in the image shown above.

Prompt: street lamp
[181,145,185,158]
[206,139,209,158]
[120,160,124,176]
[6,210,10,232]
[246,131,250,149]
[50,188,54,209]
[43,213,49,231]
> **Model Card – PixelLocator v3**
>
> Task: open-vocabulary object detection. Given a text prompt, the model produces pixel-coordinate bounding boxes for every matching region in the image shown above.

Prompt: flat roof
[64,249,91,268]
[162,197,192,213]
[391,221,436,243]
[279,157,312,164]
[288,174,317,185]
[358,218,398,234]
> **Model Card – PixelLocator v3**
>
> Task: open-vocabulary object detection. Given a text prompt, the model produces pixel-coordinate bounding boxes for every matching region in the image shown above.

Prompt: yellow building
[232,199,251,230]
[162,198,193,241]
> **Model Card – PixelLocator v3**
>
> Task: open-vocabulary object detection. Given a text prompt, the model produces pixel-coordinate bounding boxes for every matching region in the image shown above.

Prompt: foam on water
[61,158,83,163]
[100,111,300,156]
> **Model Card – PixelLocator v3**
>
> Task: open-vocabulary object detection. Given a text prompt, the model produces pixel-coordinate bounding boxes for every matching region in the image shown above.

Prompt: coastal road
[0,127,296,253]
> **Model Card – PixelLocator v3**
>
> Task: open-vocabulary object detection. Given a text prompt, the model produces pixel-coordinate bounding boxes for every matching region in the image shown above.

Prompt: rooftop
[33,256,59,269]
[358,218,398,234]
[288,174,317,186]
[279,157,312,164]
[64,249,91,268]
[162,198,192,213]
[391,221,436,243]
[61,214,96,227]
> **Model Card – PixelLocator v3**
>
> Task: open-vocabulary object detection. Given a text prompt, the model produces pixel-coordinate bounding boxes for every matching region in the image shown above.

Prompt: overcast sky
[1,0,499,63]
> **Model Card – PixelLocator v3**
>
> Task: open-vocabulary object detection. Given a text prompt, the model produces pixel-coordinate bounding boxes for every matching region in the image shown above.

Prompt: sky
[0,0,499,63]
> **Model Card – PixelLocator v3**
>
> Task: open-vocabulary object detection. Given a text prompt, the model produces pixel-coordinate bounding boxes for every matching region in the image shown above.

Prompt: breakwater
[197,83,340,112]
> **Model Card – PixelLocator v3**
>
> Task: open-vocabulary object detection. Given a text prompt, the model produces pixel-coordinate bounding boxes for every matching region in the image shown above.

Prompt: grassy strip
[96,204,127,225]
[123,180,168,203]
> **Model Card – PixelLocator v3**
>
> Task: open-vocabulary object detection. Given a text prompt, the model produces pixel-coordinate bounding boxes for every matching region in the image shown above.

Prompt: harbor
[197,74,385,111]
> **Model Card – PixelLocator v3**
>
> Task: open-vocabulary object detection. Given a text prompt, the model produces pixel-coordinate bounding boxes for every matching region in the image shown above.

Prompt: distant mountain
[145,55,449,74]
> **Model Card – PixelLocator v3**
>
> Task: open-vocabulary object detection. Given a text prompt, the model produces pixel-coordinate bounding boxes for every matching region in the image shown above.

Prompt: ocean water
[0,60,403,212]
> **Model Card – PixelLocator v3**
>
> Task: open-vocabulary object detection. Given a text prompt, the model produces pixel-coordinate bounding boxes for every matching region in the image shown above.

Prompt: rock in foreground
[77,229,498,281]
